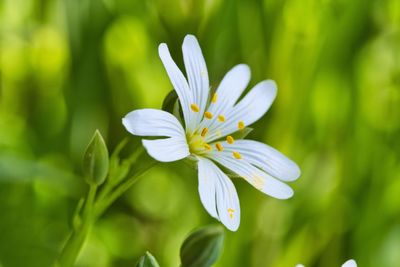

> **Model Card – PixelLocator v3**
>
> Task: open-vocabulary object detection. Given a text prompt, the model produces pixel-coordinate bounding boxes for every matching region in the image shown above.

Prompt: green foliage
[1,0,400,266]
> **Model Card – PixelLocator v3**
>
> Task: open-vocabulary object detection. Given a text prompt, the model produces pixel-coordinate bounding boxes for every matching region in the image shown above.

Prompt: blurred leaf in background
[0,0,399,266]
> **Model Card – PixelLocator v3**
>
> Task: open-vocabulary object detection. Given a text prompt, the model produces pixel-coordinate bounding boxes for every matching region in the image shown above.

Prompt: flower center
[188,133,210,155]
[187,102,244,160]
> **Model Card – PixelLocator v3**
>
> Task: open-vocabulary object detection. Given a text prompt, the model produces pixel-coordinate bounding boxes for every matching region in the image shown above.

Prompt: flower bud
[82,130,109,185]
[180,225,224,267]
[136,251,160,267]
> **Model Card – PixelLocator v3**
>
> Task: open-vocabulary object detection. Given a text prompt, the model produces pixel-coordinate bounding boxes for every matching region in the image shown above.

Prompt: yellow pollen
[204,143,212,151]
[226,136,234,144]
[201,128,208,137]
[233,151,242,159]
[191,103,200,112]
[215,142,224,151]
[227,208,235,219]
[238,121,245,129]
[218,115,225,122]
[211,93,217,103]
[204,111,213,119]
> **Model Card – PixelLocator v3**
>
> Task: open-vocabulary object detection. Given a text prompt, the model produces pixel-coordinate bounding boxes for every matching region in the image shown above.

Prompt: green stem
[55,184,97,267]
[94,160,157,218]
[96,146,145,204]
[55,148,157,267]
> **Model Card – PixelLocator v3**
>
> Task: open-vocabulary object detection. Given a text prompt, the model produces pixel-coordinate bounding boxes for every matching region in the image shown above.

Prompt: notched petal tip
[183,34,198,43]
[342,259,357,267]
[234,63,251,77]
[158,43,169,56]
[276,187,294,200]
[291,164,302,181]
[225,221,239,232]
[260,79,278,99]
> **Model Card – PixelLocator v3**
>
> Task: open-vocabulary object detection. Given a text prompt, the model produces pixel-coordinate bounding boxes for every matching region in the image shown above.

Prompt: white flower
[296,259,357,267]
[122,35,300,231]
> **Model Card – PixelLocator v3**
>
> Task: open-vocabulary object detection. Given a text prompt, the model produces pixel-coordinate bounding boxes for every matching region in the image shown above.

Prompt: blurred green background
[1,0,400,266]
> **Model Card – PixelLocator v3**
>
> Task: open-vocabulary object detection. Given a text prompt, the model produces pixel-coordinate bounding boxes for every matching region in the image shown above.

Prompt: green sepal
[82,130,109,186]
[162,90,178,113]
[230,127,253,140]
[136,251,160,267]
[162,90,183,124]
[108,138,130,185]
[180,225,225,267]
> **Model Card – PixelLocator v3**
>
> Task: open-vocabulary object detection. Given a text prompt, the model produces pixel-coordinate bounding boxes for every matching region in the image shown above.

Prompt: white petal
[342,260,357,267]
[206,80,276,141]
[208,152,294,199]
[295,265,305,267]
[197,157,218,219]
[142,137,189,162]
[197,157,240,231]
[122,108,186,138]
[158,43,193,130]
[182,35,209,126]
[199,64,250,131]
[223,140,300,181]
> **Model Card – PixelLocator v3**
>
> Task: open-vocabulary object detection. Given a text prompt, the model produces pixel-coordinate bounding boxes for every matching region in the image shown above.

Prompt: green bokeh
[1,0,399,266]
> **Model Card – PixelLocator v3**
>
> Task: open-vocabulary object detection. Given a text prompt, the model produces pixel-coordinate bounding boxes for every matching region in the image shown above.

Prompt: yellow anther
[211,93,217,103]
[227,208,235,219]
[201,127,208,137]
[238,120,245,129]
[204,143,212,151]
[218,115,225,122]
[191,103,200,112]
[233,151,242,159]
[204,111,213,119]
[226,136,234,144]
[215,142,224,151]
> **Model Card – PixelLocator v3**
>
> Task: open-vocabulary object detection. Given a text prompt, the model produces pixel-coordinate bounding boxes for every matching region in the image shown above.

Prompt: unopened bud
[180,225,224,267]
[82,130,109,185]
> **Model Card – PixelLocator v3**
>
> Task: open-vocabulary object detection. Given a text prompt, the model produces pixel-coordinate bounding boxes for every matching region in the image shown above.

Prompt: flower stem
[94,160,157,218]
[55,149,157,267]
[55,184,97,267]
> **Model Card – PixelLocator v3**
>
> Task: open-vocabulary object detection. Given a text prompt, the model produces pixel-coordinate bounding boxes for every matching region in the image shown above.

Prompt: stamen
[226,136,234,144]
[204,111,213,119]
[227,208,235,219]
[211,93,217,103]
[191,103,200,112]
[215,142,224,151]
[218,115,225,122]
[238,120,245,129]
[201,128,208,137]
[233,151,242,159]
[204,143,212,151]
